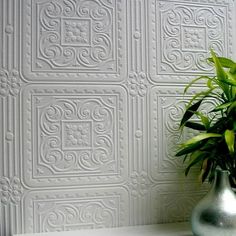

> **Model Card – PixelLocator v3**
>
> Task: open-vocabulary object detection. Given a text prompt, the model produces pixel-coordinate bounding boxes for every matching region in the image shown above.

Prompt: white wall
[0,0,235,235]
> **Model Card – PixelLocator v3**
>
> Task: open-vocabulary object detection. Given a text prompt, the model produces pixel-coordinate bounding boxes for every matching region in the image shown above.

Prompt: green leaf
[230,65,236,74]
[208,57,236,68]
[231,86,236,100]
[207,79,216,90]
[212,102,232,112]
[227,101,236,114]
[176,141,204,157]
[182,133,222,147]
[185,151,206,176]
[224,129,235,155]
[180,100,202,128]
[210,49,230,100]
[184,76,212,94]
[227,71,236,80]
[184,121,206,131]
[208,117,227,133]
[186,87,216,110]
[194,111,210,129]
[222,72,236,86]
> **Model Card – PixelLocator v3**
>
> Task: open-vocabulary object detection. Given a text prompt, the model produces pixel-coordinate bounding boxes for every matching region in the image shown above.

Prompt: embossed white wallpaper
[0,0,235,235]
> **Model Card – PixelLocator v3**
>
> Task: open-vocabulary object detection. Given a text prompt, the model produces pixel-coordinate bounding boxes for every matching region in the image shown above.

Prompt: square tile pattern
[22,0,127,81]
[148,0,234,82]
[22,85,128,187]
[0,0,235,235]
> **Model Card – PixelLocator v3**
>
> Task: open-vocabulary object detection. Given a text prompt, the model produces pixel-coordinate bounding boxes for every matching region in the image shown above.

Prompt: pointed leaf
[184,76,212,94]
[186,87,216,111]
[185,151,206,176]
[210,50,227,80]
[182,133,222,147]
[180,100,202,127]
[224,129,235,155]
[212,102,232,112]
[208,57,236,68]
[210,49,230,99]
[194,111,210,129]
[176,141,204,157]
[221,72,236,86]
[184,121,206,131]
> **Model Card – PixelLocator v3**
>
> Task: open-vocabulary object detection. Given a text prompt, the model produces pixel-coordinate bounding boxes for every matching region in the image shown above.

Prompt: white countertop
[14,222,192,236]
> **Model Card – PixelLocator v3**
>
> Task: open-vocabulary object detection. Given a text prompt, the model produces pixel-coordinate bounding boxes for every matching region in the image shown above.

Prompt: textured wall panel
[0,0,235,235]
[150,86,195,181]
[22,85,128,187]
[0,0,23,235]
[23,188,129,233]
[148,0,234,83]
[150,86,218,181]
[151,182,209,223]
[21,0,127,81]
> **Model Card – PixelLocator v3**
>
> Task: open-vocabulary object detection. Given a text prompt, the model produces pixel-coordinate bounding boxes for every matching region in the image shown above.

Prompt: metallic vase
[191,169,236,236]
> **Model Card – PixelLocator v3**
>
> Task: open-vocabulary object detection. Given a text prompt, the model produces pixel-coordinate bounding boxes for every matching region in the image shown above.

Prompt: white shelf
[14,222,192,236]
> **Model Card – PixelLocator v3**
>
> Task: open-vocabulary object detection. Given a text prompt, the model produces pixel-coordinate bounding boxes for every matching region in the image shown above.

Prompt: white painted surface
[0,0,235,235]
[14,223,192,236]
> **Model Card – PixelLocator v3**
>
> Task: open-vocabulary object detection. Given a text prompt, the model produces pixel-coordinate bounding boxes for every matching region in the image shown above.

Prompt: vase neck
[212,169,231,192]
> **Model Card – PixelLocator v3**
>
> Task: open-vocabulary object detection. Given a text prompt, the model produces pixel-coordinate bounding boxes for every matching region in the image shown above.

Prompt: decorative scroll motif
[0,69,21,97]
[24,188,128,232]
[0,177,23,205]
[22,85,128,186]
[163,98,198,161]
[127,72,148,97]
[38,97,115,174]
[158,1,227,74]
[35,0,115,70]
[155,96,194,170]
[163,96,218,160]
[38,199,118,231]
[150,87,218,180]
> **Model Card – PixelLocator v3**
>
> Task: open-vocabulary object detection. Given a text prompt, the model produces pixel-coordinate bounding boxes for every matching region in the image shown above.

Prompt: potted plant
[176,50,236,236]
[176,49,236,186]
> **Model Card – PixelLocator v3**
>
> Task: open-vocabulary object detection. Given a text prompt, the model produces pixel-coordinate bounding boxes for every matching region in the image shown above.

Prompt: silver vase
[191,169,236,236]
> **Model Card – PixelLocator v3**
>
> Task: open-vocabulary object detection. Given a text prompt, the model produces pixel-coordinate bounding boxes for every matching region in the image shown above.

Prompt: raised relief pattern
[23,86,127,186]
[61,19,91,46]
[128,171,151,198]
[157,1,229,74]
[150,87,217,180]
[24,189,128,232]
[127,72,148,97]
[39,97,114,174]
[22,0,127,80]
[0,69,21,97]
[0,177,23,205]
[38,197,119,231]
[37,0,114,70]
[151,183,208,223]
